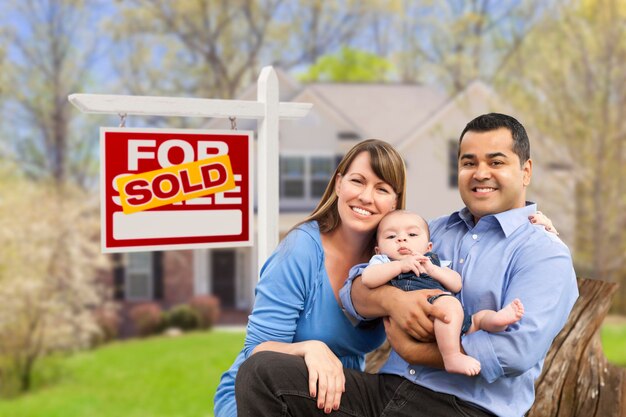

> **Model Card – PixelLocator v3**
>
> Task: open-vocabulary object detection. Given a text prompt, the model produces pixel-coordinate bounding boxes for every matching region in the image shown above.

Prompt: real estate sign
[101,127,253,252]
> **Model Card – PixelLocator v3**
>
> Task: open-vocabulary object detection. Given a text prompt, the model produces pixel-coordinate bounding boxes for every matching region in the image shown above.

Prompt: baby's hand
[397,256,428,275]
[415,255,436,275]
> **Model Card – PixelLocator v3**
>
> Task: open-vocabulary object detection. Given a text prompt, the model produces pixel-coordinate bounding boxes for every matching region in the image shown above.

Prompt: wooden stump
[528,278,625,417]
[364,278,626,417]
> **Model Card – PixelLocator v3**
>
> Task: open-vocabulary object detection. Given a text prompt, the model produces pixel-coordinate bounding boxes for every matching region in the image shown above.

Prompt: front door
[211,249,236,308]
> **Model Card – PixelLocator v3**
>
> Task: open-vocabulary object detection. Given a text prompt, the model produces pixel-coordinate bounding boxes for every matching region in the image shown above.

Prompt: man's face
[458,128,532,222]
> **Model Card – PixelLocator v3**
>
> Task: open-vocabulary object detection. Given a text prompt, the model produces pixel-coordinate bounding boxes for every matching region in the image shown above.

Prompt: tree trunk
[529,278,625,417]
[365,278,626,417]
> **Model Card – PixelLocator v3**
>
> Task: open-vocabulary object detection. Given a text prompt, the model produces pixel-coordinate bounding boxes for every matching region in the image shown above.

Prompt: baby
[362,210,524,376]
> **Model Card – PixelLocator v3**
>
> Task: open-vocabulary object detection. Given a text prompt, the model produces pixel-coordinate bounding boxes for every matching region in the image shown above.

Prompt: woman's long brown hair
[293,139,406,248]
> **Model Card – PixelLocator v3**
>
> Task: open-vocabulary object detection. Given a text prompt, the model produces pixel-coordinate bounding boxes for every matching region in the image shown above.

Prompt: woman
[214,139,556,416]
[214,139,430,416]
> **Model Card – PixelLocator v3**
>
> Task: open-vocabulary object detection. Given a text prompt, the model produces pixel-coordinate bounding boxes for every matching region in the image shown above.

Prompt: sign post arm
[257,67,280,275]
[68,94,311,119]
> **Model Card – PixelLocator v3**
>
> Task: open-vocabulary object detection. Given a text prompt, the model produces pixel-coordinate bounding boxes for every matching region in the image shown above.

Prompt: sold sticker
[116,154,236,214]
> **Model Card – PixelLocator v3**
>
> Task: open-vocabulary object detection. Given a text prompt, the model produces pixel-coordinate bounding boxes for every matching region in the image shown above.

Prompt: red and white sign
[101,127,253,252]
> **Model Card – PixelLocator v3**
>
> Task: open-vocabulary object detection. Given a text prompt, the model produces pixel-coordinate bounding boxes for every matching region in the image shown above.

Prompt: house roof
[205,68,448,142]
[207,70,570,167]
[396,80,498,151]
[305,83,447,144]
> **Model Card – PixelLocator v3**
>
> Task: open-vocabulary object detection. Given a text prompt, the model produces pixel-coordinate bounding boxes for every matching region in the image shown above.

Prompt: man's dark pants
[235,351,494,417]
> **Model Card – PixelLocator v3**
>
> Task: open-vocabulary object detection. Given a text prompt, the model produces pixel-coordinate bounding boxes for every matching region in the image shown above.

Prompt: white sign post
[69,66,312,273]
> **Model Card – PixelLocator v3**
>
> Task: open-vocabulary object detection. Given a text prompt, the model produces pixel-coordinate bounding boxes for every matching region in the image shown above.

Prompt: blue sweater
[213,221,386,417]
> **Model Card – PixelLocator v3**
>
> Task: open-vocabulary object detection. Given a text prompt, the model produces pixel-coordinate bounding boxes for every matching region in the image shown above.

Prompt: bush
[129,303,164,337]
[189,295,220,330]
[164,304,200,331]
[93,307,120,344]
[0,355,20,398]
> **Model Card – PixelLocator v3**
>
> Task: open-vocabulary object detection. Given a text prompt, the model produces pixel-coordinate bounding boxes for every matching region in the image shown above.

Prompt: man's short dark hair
[458,113,530,165]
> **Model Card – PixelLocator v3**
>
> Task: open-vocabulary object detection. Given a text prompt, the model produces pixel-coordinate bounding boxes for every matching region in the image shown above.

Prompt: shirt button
[409,369,416,375]
[472,234,478,240]
[459,258,464,264]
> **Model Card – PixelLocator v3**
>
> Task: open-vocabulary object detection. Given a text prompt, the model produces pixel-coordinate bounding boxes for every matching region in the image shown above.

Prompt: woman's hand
[301,340,345,414]
[386,289,449,342]
[529,211,559,235]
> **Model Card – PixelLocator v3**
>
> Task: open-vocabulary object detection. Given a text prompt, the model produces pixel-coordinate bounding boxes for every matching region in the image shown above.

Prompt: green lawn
[0,330,245,417]
[601,322,626,367]
[0,324,624,417]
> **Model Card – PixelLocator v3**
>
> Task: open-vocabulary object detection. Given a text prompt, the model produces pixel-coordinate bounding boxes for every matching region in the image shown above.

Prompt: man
[236,113,579,417]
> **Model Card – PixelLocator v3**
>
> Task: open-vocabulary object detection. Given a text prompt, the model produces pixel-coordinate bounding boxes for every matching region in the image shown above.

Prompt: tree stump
[364,278,626,417]
[529,278,625,417]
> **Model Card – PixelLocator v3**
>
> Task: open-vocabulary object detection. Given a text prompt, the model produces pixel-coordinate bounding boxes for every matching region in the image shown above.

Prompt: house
[107,70,575,332]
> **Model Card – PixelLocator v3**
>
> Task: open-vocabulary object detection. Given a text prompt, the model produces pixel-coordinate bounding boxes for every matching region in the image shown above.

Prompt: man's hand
[384,316,417,360]
[349,277,449,341]
[384,317,444,368]
[387,289,449,341]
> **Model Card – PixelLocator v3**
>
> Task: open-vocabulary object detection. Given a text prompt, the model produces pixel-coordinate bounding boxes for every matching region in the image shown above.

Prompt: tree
[1,0,106,186]
[365,0,549,92]
[106,0,377,103]
[499,0,626,312]
[298,47,394,82]
[269,0,379,69]
[0,164,107,395]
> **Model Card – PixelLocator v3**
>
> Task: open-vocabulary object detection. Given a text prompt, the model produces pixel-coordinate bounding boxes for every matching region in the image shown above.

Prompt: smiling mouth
[473,187,497,193]
[351,206,373,216]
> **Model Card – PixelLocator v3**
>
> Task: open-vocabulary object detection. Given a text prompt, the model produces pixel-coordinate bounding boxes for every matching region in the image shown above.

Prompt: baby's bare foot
[473,299,525,333]
[443,353,481,376]
[491,298,525,328]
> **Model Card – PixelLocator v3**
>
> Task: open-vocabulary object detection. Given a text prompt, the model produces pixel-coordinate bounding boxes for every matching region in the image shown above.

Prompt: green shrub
[129,303,164,337]
[189,295,220,330]
[0,355,20,398]
[165,304,200,331]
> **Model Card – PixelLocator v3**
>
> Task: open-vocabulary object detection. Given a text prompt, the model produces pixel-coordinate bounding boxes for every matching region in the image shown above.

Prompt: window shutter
[448,140,459,188]
[335,154,344,168]
[153,251,164,300]
[113,253,125,300]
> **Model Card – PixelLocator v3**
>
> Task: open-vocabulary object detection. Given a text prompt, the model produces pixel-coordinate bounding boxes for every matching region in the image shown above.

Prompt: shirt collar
[446,202,538,237]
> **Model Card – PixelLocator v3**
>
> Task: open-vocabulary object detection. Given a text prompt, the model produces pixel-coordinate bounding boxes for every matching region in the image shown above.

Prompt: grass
[0,330,245,417]
[601,322,626,367]
[0,323,624,417]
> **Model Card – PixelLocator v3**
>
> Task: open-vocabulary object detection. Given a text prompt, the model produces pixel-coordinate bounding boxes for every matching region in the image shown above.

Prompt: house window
[125,252,154,301]
[310,157,334,198]
[280,155,335,208]
[280,156,305,198]
[448,140,459,188]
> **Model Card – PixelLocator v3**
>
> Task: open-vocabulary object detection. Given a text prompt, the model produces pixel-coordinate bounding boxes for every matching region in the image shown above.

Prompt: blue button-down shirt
[340,204,578,417]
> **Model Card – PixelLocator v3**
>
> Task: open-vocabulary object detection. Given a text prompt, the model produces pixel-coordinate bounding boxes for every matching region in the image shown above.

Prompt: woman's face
[335,151,397,235]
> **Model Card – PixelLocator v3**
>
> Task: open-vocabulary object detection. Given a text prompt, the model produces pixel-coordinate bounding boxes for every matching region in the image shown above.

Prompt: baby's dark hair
[377,210,430,241]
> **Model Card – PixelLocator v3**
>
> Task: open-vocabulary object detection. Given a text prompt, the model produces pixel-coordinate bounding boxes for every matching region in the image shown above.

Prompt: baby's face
[375,212,431,259]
